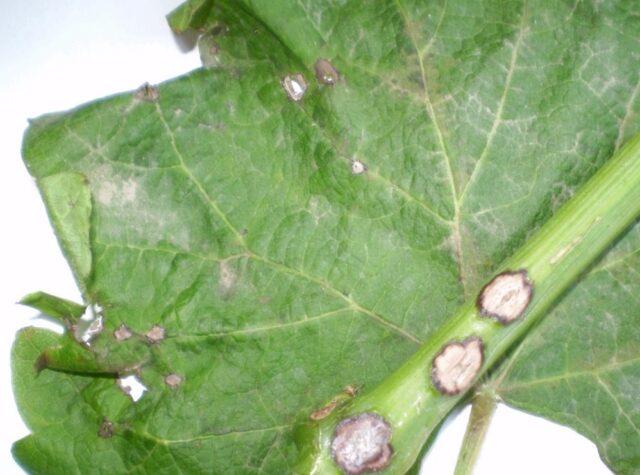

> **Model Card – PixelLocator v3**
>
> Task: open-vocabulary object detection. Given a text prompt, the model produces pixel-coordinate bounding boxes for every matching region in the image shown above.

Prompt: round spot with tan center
[351,160,367,175]
[431,337,484,396]
[145,324,165,343]
[331,413,393,474]
[477,270,533,324]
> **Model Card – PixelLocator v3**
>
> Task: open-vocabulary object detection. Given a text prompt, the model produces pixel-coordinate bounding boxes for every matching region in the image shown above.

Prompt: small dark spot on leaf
[134,83,159,102]
[210,24,229,36]
[98,419,114,438]
[315,59,340,85]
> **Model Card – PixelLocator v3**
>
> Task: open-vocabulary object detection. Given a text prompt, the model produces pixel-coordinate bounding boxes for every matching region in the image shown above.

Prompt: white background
[0,1,611,474]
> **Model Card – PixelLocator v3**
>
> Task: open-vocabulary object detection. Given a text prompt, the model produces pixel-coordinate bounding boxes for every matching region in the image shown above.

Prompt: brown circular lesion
[431,336,484,396]
[331,412,393,474]
[476,269,533,325]
[314,58,340,85]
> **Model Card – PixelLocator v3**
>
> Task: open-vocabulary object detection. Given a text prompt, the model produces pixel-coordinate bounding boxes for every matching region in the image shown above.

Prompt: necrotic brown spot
[98,419,114,438]
[431,337,484,396]
[477,270,533,324]
[310,399,339,421]
[331,413,393,474]
[164,373,183,388]
[145,325,165,343]
[314,58,339,85]
[114,324,132,341]
[134,82,159,102]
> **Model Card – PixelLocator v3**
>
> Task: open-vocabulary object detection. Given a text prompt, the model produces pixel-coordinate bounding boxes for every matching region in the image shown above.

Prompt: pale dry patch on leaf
[90,165,139,207]
[218,260,238,298]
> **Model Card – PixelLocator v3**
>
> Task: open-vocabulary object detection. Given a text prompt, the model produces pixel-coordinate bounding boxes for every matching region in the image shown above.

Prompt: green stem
[294,133,640,474]
[454,390,497,475]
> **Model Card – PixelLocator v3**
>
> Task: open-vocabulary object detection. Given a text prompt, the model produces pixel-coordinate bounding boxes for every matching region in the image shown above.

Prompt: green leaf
[36,332,151,375]
[37,172,92,288]
[11,328,135,474]
[167,0,214,33]
[19,291,86,325]
[13,0,640,473]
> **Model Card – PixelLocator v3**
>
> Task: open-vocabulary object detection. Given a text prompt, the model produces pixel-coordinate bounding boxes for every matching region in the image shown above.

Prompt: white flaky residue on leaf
[282,73,307,101]
[74,304,104,345]
[117,375,147,402]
